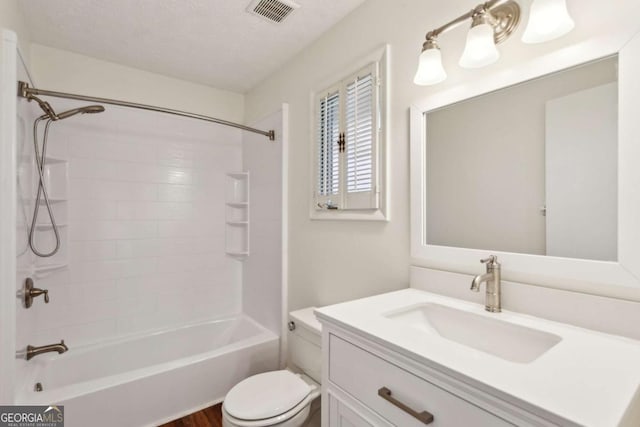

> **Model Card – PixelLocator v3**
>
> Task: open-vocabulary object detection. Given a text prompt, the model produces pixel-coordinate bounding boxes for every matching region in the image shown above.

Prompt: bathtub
[16,315,279,427]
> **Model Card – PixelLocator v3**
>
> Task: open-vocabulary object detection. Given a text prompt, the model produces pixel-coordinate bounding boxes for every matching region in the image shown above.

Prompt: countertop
[315,289,640,427]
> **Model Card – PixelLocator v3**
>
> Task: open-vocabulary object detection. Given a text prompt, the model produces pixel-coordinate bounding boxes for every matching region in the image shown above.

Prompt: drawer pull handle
[378,387,434,425]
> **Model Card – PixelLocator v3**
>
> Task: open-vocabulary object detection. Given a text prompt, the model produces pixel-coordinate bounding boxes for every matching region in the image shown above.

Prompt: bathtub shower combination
[13,70,284,427]
[19,316,278,426]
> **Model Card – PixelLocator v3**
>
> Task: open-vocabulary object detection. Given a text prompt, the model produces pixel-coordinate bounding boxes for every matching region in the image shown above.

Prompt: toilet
[222,307,322,427]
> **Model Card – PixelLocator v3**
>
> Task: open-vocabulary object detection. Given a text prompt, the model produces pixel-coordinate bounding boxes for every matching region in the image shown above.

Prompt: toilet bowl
[222,308,322,427]
[222,370,320,427]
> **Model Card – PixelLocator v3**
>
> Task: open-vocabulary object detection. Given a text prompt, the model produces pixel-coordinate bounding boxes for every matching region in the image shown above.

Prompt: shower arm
[18,81,276,141]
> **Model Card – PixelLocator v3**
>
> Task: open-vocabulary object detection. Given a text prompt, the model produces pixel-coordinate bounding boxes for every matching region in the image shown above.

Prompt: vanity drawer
[329,334,513,427]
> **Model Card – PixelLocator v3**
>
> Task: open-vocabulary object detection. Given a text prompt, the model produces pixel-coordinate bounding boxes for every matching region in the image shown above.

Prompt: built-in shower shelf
[226,251,249,259]
[37,197,66,204]
[226,221,249,226]
[225,172,249,260]
[35,223,68,229]
[227,172,249,179]
[19,155,67,165]
[34,263,68,276]
[43,156,67,165]
[226,202,249,208]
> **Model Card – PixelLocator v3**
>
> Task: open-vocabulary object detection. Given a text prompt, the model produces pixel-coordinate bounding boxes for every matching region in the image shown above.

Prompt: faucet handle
[24,277,50,308]
[480,255,497,264]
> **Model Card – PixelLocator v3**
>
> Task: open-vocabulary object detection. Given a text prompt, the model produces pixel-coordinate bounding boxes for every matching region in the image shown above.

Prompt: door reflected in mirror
[426,56,617,261]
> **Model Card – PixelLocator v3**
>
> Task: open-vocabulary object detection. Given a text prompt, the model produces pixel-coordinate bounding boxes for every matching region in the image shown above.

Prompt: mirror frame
[410,27,640,301]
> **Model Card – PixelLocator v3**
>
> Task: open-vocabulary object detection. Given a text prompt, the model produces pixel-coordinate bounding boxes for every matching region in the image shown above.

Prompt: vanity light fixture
[414,36,447,85]
[459,5,503,69]
[414,0,574,85]
[522,0,574,44]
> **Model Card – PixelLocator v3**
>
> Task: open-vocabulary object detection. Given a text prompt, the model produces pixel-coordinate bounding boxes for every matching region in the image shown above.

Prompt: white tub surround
[16,315,278,427]
[18,96,244,347]
[316,290,640,427]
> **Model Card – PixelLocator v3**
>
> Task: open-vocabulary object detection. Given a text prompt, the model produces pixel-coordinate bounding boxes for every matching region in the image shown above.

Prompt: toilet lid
[224,370,311,421]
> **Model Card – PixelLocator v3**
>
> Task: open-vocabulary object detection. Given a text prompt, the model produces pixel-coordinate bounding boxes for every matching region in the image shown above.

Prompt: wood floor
[159,403,223,427]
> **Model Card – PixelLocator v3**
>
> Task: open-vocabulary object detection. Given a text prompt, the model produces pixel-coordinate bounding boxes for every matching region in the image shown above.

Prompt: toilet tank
[288,307,322,384]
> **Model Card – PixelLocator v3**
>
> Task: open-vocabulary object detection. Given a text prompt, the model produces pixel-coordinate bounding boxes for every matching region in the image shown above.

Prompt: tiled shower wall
[22,99,243,348]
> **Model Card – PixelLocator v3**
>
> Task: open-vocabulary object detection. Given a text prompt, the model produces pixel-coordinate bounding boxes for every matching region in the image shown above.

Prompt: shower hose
[28,115,61,257]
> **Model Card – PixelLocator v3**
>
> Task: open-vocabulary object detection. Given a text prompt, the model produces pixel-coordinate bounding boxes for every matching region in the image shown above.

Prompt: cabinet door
[329,394,386,427]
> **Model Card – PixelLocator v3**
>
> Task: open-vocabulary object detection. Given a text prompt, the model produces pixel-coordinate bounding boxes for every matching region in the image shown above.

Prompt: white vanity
[316,288,640,426]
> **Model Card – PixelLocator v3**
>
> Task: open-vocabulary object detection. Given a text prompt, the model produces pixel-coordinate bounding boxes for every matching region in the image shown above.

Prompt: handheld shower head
[28,93,105,121]
[56,105,105,120]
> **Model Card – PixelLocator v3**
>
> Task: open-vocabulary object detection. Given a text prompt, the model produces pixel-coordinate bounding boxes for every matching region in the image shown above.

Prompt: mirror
[410,27,640,299]
[425,56,618,262]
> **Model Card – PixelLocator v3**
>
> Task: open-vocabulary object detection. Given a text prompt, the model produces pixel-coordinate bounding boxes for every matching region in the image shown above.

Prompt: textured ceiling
[20,0,366,92]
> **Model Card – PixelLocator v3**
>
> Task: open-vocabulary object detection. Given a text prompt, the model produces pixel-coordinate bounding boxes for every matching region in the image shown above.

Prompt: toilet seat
[222,396,313,427]
[222,370,320,427]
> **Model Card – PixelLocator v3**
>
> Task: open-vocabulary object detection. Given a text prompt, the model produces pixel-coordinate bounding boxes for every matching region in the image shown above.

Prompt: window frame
[310,45,389,221]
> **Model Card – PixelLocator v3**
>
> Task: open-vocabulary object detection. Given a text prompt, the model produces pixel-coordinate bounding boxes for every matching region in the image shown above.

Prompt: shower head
[56,105,105,120]
[28,92,105,121]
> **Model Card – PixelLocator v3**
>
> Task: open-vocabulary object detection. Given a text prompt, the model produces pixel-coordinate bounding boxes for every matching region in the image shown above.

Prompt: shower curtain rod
[17,81,275,141]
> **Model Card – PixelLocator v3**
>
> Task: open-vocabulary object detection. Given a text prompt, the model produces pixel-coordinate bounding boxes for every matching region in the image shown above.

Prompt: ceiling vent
[247,0,300,24]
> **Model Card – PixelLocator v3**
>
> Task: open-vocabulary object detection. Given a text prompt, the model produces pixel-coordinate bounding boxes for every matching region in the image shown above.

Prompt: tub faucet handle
[24,277,49,308]
[31,288,49,302]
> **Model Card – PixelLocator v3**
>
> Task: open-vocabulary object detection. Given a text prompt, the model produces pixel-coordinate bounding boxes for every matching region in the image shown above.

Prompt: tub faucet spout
[26,340,68,361]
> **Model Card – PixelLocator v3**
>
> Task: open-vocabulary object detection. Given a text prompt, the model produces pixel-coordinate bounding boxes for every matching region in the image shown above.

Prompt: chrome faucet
[26,340,68,361]
[470,255,501,313]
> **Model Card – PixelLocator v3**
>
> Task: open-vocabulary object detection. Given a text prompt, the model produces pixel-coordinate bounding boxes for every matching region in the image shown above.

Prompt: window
[313,47,387,220]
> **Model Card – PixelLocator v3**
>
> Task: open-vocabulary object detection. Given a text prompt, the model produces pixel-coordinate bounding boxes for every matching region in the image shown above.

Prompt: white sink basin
[385,303,561,363]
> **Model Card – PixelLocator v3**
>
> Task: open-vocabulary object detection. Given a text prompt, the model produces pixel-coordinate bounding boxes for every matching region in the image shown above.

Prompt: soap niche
[35,162,68,201]
[35,200,67,226]
[225,172,248,204]
[226,204,248,223]
[32,226,68,270]
[225,224,249,256]
[225,172,249,259]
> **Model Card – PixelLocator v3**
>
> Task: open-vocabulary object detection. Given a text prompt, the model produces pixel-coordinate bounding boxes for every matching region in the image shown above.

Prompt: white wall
[0,0,31,59]
[30,44,244,123]
[244,0,640,311]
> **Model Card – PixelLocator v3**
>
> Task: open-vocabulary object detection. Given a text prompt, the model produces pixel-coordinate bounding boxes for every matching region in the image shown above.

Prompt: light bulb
[522,0,575,44]
[414,47,447,86]
[459,23,500,69]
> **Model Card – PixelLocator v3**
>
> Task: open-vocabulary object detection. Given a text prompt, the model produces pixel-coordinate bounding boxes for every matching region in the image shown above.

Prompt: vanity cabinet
[318,289,640,427]
[321,321,569,427]
[327,334,512,427]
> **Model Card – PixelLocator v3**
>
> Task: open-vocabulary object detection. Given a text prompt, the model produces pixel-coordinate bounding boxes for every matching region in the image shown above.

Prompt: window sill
[310,208,388,222]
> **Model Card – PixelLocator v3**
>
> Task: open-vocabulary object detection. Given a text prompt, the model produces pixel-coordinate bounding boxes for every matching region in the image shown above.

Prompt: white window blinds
[345,72,376,206]
[314,63,379,211]
[317,89,341,197]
